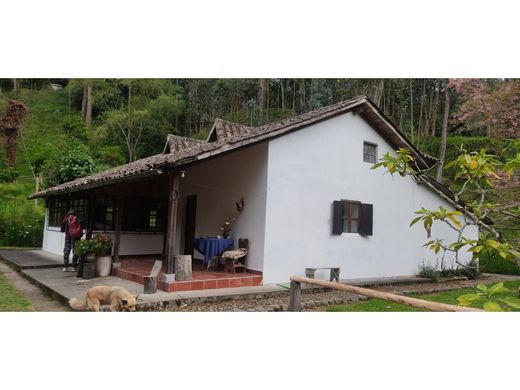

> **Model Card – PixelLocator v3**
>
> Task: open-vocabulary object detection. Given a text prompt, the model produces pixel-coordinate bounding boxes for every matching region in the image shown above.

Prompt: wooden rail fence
[288,275,483,312]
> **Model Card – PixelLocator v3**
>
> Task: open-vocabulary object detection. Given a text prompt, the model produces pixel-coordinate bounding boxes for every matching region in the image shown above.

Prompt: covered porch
[39,140,268,291]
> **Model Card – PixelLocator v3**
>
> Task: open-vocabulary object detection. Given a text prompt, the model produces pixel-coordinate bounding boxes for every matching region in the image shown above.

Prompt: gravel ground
[153,273,520,312]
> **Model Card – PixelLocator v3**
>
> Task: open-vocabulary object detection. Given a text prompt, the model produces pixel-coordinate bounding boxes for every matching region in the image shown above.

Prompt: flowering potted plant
[93,233,113,277]
[94,232,112,256]
[219,216,236,239]
[74,239,101,262]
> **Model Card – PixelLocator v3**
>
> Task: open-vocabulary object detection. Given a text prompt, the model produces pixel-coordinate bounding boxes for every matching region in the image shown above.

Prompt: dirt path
[0,261,69,312]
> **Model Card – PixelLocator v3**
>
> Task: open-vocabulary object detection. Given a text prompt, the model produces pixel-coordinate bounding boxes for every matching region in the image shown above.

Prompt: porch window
[363,142,377,163]
[47,197,69,227]
[70,197,89,228]
[94,195,115,231]
[122,198,166,232]
[47,196,89,228]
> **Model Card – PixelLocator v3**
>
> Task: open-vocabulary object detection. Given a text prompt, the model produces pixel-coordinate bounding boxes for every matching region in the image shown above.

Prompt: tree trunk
[292,79,296,113]
[85,81,93,127]
[80,86,87,119]
[12,79,19,92]
[258,79,268,123]
[430,86,439,137]
[436,82,450,182]
[175,255,193,281]
[280,79,285,111]
[372,79,384,107]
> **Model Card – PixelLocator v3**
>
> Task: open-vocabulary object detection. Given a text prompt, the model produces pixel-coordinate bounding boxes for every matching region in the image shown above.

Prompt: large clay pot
[95,255,112,277]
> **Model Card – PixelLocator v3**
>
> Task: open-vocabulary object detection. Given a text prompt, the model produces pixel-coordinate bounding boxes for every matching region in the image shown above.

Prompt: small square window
[363,142,377,163]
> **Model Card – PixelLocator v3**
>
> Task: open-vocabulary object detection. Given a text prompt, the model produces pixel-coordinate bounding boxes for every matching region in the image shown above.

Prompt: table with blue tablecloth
[193,237,234,265]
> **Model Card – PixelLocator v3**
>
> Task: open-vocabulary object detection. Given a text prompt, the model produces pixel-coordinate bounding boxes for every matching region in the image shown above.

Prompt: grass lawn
[0,271,33,311]
[327,280,520,312]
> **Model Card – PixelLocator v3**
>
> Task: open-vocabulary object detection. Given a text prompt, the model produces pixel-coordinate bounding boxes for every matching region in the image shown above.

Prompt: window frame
[341,200,362,234]
[94,195,115,231]
[122,197,167,233]
[363,141,378,164]
[47,195,89,229]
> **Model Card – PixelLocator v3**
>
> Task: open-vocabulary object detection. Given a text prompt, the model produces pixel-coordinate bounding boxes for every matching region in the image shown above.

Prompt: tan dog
[69,286,138,312]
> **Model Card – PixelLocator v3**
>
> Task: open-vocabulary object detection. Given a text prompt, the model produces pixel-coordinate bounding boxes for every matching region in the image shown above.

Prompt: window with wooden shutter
[332,200,373,236]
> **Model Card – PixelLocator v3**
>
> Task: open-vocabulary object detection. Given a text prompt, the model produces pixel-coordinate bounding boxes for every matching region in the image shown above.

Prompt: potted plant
[75,239,101,263]
[93,233,113,277]
[74,239,102,279]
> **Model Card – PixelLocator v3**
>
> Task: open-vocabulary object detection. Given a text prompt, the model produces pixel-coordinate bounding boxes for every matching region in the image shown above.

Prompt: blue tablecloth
[193,238,234,265]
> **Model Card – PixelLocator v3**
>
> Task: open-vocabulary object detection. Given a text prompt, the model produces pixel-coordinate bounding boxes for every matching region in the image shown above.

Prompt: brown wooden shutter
[359,203,373,236]
[332,201,343,235]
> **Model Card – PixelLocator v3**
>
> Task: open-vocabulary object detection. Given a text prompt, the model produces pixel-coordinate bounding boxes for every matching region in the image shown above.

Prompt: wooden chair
[222,238,249,273]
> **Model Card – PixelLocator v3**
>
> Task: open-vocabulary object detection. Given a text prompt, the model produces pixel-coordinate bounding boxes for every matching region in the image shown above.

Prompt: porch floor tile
[113,257,262,292]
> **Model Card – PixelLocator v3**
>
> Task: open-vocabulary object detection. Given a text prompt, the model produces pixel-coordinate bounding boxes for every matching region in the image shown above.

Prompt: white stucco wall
[177,143,268,272]
[262,112,478,284]
[42,222,164,257]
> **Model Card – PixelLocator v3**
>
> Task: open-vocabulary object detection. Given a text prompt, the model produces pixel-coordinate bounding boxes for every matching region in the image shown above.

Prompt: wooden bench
[143,260,163,294]
[305,267,340,282]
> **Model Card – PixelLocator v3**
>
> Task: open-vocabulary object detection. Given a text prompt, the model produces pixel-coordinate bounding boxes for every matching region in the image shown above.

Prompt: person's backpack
[68,215,83,239]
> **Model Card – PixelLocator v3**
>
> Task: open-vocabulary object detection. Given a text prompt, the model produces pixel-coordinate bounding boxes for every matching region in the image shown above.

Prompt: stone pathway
[0,261,68,311]
[153,273,520,312]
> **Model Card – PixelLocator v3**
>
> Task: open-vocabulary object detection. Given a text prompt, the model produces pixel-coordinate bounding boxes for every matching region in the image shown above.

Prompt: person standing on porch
[61,210,83,272]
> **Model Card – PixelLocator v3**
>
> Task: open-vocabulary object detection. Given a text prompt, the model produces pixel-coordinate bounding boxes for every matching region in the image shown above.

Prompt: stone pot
[95,255,112,277]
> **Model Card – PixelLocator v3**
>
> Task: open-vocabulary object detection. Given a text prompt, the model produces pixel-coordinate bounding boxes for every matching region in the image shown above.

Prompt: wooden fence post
[288,280,302,311]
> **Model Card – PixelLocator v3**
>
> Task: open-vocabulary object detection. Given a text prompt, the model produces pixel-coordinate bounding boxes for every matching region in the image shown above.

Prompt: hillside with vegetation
[0,79,518,271]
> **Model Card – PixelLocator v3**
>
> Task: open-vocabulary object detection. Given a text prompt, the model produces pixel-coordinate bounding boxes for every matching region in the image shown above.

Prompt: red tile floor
[112,257,263,292]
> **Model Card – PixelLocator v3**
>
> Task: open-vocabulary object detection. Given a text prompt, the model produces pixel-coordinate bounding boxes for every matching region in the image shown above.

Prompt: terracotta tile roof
[29,96,434,199]
[163,134,205,154]
[209,118,255,141]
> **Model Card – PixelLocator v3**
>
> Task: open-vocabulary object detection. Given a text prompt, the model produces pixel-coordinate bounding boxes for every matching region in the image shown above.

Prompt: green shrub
[439,267,479,280]
[0,202,44,247]
[97,145,126,167]
[44,144,98,186]
[418,263,441,281]
[479,252,520,275]
[62,115,88,142]
[0,167,19,183]
[0,181,45,247]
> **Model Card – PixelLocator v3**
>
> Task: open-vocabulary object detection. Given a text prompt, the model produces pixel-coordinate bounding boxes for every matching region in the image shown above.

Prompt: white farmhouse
[30,96,478,289]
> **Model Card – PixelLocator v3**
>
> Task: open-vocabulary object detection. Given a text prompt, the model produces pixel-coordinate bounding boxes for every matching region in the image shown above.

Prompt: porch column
[165,171,181,274]
[112,196,123,267]
[86,193,96,239]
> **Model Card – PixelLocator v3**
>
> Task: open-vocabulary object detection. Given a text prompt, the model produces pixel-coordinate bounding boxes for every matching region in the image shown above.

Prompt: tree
[45,144,98,186]
[372,146,520,272]
[96,79,184,161]
[449,78,520,139]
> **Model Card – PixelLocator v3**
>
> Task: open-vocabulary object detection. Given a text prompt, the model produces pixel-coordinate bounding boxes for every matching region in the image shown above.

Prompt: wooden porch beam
[165,171,181,274]
[113,196,124,265]
[86,193,96,239]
